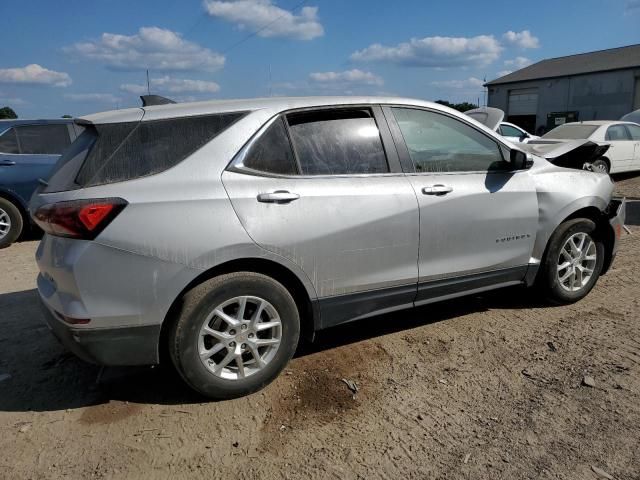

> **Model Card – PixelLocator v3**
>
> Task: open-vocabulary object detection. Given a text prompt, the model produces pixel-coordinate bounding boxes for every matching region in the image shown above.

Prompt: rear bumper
[39,298,161,366]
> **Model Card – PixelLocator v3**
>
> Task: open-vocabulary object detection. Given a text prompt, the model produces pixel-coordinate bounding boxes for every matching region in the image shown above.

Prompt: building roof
[486,44,640,86]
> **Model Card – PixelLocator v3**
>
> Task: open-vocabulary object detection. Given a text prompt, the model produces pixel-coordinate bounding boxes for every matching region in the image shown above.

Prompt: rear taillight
[33,198,127,240]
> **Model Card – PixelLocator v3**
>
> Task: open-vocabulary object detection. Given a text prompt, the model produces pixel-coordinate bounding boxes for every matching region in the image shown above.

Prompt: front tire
[537,219,605,304]
[169,272,300,399]
[0,198,23,249]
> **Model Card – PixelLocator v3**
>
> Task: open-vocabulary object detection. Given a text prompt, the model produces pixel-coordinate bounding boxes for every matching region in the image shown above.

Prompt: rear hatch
[32,108,246,204]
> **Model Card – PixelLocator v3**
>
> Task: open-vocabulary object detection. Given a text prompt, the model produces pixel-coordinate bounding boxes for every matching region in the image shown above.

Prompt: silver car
[31,97,626,399]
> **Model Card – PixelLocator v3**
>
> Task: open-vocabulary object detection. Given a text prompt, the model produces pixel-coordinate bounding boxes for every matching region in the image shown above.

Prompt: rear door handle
[257,190,300,204]
[0,160,16,166]
[422,184,453,195]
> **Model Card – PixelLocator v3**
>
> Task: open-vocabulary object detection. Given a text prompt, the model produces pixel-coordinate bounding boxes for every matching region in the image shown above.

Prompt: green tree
[435,100,478,112]
[0,106,17,119]
[61,114,72,118]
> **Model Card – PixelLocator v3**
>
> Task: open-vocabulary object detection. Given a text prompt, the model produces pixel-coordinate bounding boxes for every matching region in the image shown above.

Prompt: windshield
[542,124,599,139]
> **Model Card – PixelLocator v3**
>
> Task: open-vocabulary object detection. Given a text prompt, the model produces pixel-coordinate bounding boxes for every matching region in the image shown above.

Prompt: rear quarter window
[76,112,246,187]
[240,117,298,175]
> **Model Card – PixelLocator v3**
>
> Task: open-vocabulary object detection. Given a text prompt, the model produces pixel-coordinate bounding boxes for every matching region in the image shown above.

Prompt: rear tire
[537,218,604,304]
[583,158,609,174]
[0,198,23,249]
[169,272,300,399]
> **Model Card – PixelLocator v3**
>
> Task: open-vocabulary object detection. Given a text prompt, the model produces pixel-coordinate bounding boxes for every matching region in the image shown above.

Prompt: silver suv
[31,97,626,399]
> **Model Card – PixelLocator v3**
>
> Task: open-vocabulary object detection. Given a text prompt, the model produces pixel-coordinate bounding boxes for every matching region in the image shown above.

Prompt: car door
[383,106,539,305]
[605,124,634,172]
[222,106,420,328]
[2,124,72,204]
[624,123,640,171]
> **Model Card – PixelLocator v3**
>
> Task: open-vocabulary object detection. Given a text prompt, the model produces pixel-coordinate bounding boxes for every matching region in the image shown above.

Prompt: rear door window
[15,124,71,154]
[286,109,389,175]
[605,125,631,141]
[76,112,246,187]
[0,127,19,154]
[624,124,640,141]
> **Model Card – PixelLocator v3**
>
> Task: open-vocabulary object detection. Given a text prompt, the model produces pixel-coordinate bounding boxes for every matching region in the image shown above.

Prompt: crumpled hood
[520,139,610,170]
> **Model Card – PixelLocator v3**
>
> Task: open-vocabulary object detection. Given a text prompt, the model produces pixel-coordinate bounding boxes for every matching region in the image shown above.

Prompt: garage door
[508,88,539,116]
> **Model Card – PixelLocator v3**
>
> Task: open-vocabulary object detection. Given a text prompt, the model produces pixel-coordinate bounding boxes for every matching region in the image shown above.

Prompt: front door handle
[257,190,300,204]
[0,160,16,166]
[422,184,453,195]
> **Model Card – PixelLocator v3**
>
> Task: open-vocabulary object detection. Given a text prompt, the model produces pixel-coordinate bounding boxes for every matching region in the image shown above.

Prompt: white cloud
[496,70,513,78]
[0,64,71,87]
[65,27,225,72]
[64,93,121,103]
[502,30,539,49]
[120,76,220,95]
[204,0,323,40]
[504,56,533,69]
[309,69,383,86]
[351,35,502,67]
[431,77,484,89]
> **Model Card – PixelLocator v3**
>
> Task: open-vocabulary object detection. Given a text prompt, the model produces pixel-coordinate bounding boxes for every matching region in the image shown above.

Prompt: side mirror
[510,149,532,170]
[519,133,528,141]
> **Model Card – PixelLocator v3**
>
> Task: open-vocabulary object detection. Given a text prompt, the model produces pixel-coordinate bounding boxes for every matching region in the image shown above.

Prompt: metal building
[485,44,640,135]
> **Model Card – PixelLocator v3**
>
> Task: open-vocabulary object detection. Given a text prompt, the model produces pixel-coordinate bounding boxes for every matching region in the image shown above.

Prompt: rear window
[75,112,246,187]
[542,124,598,139]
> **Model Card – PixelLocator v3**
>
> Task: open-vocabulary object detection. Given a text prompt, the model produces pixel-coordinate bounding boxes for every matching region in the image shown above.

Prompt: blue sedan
[0,118,81,247]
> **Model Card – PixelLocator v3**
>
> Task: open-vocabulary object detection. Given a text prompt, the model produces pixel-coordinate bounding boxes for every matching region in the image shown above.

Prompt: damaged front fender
[521,140,610,170]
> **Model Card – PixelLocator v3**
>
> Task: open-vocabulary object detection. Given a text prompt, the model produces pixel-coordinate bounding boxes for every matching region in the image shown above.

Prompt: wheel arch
[0,188,30,225]
[536,205,615,283]
[561,206,615,275]
[159,257,319,364]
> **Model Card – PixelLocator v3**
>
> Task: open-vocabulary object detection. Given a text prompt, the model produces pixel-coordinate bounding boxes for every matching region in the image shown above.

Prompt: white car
[534,121,640,174]
[497,122,539,144]
[465,108,538,143]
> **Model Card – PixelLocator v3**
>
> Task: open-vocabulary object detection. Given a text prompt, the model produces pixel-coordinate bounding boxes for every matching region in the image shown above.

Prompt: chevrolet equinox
[31,97,626,399]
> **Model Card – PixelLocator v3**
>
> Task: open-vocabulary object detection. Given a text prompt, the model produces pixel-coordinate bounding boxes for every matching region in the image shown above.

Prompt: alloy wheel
[198,296,282,380]
[556,232,597,292]
[0,207,11,240]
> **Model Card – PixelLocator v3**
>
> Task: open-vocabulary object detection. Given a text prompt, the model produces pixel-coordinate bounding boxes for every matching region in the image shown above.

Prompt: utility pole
[483,76,487,107]
[146,70,151,95]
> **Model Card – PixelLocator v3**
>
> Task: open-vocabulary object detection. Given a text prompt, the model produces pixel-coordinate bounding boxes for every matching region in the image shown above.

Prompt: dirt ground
[1,175,639,480]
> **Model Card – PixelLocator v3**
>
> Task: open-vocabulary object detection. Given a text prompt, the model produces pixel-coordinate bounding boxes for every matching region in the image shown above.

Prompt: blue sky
[1,0,639,118]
